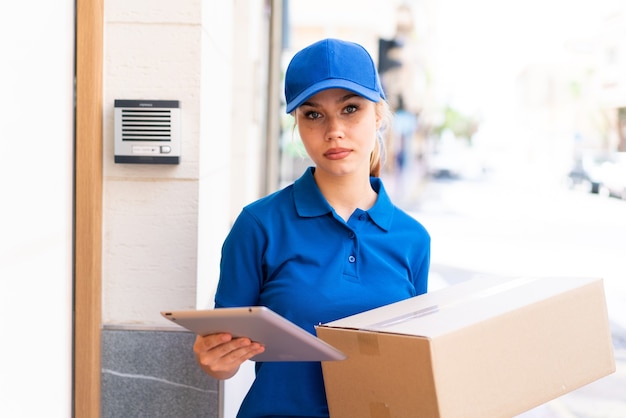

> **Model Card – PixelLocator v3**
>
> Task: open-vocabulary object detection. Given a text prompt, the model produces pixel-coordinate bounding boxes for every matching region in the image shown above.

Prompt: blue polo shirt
[215,167,430,418]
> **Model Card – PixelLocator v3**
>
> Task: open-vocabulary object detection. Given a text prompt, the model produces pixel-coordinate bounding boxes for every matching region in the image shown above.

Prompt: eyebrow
[301,93,361,108]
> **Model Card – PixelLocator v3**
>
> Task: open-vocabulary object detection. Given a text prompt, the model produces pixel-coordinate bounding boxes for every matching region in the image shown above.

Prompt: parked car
[566,152,608,194]
[599,152,626,200]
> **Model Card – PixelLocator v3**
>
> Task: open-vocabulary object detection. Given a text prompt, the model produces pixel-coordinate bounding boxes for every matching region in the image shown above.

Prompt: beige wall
[103,0,269,326]
[102,2,270,415]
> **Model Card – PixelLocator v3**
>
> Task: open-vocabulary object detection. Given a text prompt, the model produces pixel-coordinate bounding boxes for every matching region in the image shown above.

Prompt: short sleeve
[214,209,267,308]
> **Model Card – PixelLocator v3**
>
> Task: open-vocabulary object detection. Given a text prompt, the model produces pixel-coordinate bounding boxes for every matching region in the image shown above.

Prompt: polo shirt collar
[293,167,394,231]
[294,167,333,218]
[367,177,394,231]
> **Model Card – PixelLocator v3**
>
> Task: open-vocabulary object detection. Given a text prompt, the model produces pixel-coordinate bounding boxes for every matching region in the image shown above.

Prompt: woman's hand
[193,333,265,380]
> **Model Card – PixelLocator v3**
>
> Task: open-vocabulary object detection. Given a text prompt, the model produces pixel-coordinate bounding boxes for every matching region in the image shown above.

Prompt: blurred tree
[433,105,479,143]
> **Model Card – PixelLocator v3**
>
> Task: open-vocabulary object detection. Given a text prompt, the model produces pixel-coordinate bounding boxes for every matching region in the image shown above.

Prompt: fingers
[193,334,265,379]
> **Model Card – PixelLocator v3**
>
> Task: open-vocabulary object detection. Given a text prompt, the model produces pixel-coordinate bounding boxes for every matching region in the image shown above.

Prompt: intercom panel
[114,99,181,164]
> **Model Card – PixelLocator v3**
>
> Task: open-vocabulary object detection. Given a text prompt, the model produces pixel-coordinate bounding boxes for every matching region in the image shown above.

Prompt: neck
[313,169,377,221]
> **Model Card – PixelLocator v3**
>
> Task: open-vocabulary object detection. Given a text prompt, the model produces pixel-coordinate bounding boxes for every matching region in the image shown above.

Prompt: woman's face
[295,88,380,179]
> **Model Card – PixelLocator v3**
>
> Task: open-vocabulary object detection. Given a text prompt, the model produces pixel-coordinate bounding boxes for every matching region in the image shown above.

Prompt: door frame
[74,0,104,416]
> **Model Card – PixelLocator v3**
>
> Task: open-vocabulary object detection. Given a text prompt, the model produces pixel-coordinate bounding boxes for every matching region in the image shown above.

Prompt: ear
[374,102,383,131]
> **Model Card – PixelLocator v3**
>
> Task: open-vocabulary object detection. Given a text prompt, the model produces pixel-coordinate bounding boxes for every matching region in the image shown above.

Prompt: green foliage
[433,105,479,140]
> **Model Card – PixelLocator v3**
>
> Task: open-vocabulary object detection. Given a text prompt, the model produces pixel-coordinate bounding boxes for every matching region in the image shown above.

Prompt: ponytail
[370,100,393,177]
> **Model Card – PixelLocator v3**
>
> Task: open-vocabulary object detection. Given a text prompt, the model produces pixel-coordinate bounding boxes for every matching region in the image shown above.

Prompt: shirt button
[358,214,366,221]
[349,232,356,239]
[348,255,356,263]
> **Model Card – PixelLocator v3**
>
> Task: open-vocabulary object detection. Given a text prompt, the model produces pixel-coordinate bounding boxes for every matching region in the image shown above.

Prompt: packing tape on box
[357,332,380,355]
[366,276,540,330]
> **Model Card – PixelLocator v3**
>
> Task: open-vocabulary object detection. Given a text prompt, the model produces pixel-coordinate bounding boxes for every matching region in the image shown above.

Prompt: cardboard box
[316,276,615,418]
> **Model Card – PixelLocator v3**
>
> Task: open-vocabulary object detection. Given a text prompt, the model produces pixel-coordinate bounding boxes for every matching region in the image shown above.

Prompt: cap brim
[285,79,383,114]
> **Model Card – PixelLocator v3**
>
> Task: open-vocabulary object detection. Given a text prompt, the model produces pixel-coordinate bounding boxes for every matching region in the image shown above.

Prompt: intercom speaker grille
[120,108,173,142]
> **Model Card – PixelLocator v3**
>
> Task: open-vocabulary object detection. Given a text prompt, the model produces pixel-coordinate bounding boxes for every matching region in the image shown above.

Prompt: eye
[344,104,359,114]
[305,111,322,120]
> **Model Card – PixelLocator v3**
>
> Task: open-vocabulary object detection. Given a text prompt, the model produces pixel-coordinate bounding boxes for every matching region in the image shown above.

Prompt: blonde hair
[370,99,392,177]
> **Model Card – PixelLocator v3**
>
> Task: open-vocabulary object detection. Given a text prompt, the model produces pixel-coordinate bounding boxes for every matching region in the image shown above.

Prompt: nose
[325,116,344,141]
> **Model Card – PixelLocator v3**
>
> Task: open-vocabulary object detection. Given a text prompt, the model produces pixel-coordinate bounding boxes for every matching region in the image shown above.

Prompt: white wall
[103,0,235,325]
[103,0,268,320]
[0,1,74,417]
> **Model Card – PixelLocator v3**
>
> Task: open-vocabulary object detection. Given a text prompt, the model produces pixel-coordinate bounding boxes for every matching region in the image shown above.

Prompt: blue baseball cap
[284,38,386,114]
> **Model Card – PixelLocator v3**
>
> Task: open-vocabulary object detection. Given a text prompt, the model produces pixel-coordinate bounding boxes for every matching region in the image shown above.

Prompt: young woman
[193,38,431,417]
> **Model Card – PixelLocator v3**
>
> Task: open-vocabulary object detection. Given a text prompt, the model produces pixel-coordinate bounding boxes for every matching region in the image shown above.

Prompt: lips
[324,148,351,160]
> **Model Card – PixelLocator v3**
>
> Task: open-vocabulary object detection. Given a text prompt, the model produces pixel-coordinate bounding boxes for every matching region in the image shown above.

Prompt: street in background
[387,168,626,418]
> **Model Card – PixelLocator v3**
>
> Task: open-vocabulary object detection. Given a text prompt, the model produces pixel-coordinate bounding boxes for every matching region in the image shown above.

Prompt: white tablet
[160,306,346,362]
